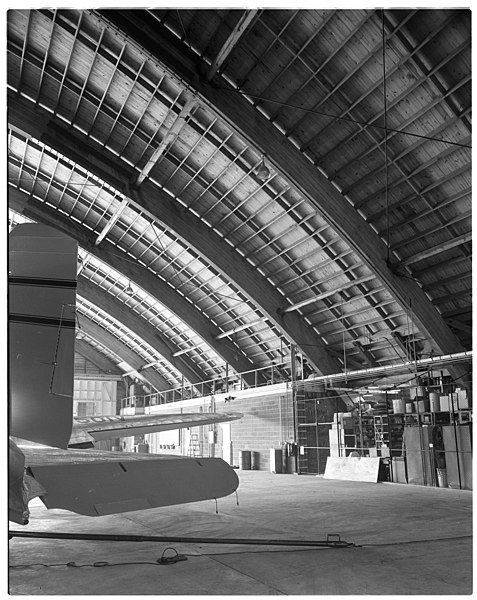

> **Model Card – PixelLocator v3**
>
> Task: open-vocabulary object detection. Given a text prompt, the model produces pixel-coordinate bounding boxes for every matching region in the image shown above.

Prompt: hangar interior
[7,7,472,595]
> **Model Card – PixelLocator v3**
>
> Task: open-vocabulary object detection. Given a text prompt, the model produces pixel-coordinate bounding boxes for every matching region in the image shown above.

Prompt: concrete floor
[8,470,472,595]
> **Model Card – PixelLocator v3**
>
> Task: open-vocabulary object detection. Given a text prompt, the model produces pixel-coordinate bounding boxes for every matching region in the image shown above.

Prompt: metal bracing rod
[9,530,359,548]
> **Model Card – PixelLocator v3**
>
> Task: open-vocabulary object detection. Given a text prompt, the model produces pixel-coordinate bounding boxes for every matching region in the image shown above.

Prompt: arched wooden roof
[7,8,471,392]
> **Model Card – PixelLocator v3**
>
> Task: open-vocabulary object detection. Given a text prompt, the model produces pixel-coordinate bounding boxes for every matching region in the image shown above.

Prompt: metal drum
[239,450,251,470]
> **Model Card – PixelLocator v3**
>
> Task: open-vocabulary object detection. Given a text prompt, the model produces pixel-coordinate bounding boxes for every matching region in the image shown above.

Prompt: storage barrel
[270,448,283,474]
[392,399,405,414]
[417,399,430,412]
[251,451,259,470]
[429,392,441,412]
[239,450,251,470]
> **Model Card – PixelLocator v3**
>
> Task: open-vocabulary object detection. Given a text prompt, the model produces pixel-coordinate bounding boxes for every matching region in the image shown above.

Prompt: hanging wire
[340,294,347,376]
[381,10,391,263]
[221,92,471,149]
[409,298,418,371]
[405,302,411,360]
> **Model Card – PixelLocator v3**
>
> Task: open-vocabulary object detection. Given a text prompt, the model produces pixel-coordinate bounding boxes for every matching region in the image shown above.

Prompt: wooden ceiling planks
[7,8,471,391]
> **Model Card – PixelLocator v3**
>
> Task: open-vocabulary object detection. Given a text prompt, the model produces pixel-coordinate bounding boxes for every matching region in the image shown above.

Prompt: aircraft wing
[69,412,244,447]
[21,445,239,517]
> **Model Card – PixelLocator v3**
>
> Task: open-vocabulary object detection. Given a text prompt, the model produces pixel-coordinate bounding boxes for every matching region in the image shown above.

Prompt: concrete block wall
[228,391,294,471]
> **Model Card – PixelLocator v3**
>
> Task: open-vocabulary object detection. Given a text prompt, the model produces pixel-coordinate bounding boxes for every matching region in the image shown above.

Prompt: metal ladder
[188,433,201,457]
[295,392,309,473]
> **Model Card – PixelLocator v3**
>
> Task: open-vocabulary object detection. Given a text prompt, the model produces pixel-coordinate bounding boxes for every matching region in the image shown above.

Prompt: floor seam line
[206,554,287,595]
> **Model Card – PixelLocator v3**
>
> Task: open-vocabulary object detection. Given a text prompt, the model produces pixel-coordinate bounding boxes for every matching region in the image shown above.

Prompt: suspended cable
[382,11,391,264]
[340,294,347,376]
[409,298,418,371]
[222,91,471,149]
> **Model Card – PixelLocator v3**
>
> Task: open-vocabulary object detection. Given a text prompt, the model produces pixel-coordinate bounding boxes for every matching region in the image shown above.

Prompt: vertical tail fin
[9,224,77,448]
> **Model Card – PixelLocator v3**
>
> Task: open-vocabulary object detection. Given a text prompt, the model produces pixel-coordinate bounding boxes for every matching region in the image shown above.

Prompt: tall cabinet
[442,425,472,490]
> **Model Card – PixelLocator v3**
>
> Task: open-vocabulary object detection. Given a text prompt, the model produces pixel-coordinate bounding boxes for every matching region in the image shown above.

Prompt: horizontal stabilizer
[26,448,239,517]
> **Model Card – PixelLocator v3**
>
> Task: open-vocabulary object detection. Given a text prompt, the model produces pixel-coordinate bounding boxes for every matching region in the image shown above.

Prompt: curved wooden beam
[75,338,122,376]
[76,314,169,391]
[8,96,342,375]
[100,10,464,359]
[77,277,204,385]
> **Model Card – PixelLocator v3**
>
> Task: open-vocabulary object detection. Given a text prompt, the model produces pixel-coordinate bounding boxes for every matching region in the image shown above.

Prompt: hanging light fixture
[255,154,270,182]
[125,281,134,296]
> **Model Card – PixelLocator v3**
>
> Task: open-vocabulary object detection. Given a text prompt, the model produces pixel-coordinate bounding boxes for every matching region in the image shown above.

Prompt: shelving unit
[373,415,404,457]
[403,410,472,426]
[343,417,358,452]
[359,415,375,449]
[308,378,471,489]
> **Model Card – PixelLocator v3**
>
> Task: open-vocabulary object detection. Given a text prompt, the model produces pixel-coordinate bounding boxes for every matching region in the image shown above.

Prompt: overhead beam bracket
[95,197,129,246]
